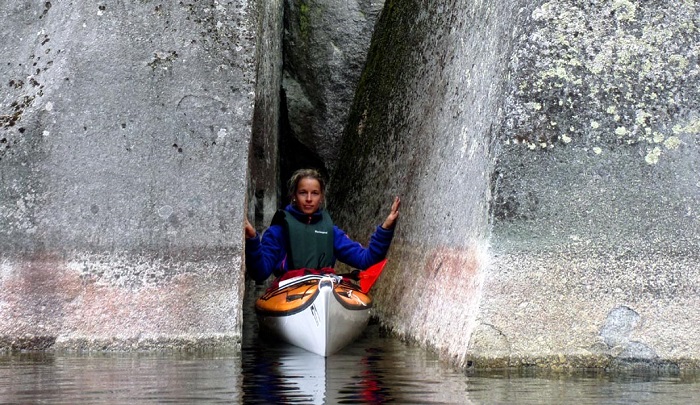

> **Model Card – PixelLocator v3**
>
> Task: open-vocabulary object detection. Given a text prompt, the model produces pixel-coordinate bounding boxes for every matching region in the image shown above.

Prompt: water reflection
[241,324,468,404]
[242,345,329,404]
[464,369,700,405]
[0,283,697,404]
[2,338,699,404]
[0,351,243,404]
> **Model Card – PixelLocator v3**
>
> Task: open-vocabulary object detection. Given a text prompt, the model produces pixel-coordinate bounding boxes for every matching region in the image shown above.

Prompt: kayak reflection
[241,341,390,404]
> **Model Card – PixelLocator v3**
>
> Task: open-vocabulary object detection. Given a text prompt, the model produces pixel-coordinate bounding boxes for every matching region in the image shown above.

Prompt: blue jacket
[245,205,394,282]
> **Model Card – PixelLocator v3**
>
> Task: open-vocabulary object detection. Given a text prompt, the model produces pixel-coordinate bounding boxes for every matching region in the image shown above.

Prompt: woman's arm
[334,196,400,269]
[333,225,394,270]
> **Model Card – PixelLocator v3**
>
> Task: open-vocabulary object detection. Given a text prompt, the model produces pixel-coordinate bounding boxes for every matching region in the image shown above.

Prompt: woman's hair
[288,168,326,201]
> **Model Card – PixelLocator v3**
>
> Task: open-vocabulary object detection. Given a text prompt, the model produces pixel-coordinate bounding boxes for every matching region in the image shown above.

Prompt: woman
[244,168,400,283]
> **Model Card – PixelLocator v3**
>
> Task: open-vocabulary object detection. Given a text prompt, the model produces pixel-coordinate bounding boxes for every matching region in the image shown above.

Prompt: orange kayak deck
[255,276,372,317]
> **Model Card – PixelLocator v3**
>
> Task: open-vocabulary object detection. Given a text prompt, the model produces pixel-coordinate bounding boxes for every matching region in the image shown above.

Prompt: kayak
[255,274,373,356]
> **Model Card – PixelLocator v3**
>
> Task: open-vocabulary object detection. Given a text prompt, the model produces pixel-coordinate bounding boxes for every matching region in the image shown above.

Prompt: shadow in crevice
[278,87,328,208]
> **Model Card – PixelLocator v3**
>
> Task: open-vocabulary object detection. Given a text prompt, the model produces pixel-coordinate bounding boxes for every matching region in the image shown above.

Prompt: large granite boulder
[482,0,700,371]
[329,0,516,366]
[249,0,284,229]
[282,0,385,171]
[331,0,700,370]
[0,1,262,350]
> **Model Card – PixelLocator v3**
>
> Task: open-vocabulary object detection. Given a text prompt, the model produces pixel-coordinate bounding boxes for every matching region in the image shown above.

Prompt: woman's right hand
[381,196,401,229]
[244,218,257,239]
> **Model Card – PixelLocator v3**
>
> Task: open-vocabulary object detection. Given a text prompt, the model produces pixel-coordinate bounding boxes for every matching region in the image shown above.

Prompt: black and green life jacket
[272,209,335,271]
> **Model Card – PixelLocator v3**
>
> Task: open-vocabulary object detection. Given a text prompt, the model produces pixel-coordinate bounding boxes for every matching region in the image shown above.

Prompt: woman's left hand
[244,218,257,239]
[381,196,401,229]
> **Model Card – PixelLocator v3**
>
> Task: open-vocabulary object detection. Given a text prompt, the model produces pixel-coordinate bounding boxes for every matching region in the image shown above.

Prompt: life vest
[272,209,335,272]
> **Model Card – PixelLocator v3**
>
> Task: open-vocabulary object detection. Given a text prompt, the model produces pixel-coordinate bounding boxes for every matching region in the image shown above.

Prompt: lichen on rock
[502,0,700,163]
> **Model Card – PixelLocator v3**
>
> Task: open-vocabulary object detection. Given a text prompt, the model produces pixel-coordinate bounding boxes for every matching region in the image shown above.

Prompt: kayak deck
[255,275,372,356]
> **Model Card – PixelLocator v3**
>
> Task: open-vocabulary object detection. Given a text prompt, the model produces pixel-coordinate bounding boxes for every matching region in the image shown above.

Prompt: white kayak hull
[256,275,372,356]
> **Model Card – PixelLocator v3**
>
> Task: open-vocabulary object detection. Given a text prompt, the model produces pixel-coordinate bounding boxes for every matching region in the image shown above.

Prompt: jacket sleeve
[333,225,394,270]
[245,224,287,282]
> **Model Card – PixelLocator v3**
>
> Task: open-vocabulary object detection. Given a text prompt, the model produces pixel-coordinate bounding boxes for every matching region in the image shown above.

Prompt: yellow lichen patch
[669,54,689,70]
[593,147,602,155]
[567,58,582,67]
[612,0,637,21]
[615,127,628,137]
[653,132,665,143]
[556,33,571,47]
[613,34,647,66]
[541,66,582,85]
[590,121,600,129]
[531,2,555,21]
[635,111,652,125]
[641,60,654,75]
[645,147,662,164]
[589,51,610,75]
[672,119,700,135]
[663,136,681,150]
[561,134,572,144]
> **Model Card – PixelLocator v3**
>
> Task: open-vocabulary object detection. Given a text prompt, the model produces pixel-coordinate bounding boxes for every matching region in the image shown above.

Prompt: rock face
[330,0,516,367]
[249,0,284,229]
[481,0,700,371]
[331,0,700,370]
[0,1,259,350]
[282,0,385,172]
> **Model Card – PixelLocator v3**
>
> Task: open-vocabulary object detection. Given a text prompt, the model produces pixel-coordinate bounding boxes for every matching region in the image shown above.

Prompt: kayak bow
[255,274,372,356]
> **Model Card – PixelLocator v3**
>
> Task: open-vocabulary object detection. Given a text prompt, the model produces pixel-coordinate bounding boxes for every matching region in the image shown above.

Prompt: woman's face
[295,177,323,215]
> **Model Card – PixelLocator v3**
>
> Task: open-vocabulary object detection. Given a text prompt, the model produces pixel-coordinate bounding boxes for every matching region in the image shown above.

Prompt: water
[0,284,698,404]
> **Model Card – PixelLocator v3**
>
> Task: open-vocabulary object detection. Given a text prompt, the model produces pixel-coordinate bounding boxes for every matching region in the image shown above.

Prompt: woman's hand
[381,196,401,229]
[244,218,257,239]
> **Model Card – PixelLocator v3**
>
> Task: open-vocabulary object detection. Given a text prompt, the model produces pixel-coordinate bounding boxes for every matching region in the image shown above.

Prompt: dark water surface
[1,284,698,404]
